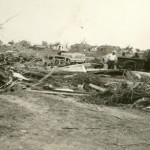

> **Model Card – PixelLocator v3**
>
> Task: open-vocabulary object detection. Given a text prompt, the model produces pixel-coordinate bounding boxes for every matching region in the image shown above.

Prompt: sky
[0,0,150,49]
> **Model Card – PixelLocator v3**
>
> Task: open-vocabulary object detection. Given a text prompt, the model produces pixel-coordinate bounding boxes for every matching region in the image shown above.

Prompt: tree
[124,45,133,54]
[8,40,15,46]
[42,41,48,48]
[136,48,140,52]
[17,40,31,48]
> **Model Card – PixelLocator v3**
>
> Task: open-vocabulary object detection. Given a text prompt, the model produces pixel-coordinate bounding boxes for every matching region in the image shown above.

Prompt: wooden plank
[54,88,74,92]
[131,71,150,78]
[89,83,107,92]
[39,66,58,83]
[27,89,89,96]
[93,69,124,75]
[58,64,87,73]
[32,66,58,86]
[126,71,135,82]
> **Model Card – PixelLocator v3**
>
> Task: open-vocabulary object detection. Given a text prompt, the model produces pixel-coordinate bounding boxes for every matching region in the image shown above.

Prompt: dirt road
[0,91,150,150]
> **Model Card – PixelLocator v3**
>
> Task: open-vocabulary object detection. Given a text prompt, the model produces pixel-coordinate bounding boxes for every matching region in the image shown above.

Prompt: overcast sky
[0,0,150,49]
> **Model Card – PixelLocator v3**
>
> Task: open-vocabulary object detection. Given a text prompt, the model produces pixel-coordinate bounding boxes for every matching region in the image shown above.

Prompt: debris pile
[83,81,150,106]
[0,51,150,111]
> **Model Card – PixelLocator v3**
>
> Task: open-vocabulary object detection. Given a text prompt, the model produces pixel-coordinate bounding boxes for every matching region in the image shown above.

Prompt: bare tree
[0,14,18,30]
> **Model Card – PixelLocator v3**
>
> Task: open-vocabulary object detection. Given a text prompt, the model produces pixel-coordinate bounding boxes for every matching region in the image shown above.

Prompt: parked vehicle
[117,51,150,71]
[47,55,71,67]
[117,56,146,71]
[61,52,86,64]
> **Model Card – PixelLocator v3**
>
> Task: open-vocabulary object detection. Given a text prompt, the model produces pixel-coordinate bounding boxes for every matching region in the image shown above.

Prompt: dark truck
[117,51,150,71]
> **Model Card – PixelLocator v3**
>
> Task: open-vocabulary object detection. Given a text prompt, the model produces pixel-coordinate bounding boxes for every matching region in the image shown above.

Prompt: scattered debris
[143,106,150,112]
[11,70,29,81]
[0,50,150,111]
[131,97,150,109]
[131,71,150,80]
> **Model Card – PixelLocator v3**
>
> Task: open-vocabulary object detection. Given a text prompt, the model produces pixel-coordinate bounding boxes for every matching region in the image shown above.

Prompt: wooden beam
[89,83,107,92]
[27,89,89,96]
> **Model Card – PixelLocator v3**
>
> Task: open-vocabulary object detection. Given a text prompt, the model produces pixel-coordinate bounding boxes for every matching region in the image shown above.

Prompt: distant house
[96,45,121,56]
[52,43,69,52]
[51,43,60,50]
[90,46,98,52]
[70,43,91,52]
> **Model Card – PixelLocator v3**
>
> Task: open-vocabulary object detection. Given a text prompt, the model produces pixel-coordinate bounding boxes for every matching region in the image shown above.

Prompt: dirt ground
[0,90,150,150]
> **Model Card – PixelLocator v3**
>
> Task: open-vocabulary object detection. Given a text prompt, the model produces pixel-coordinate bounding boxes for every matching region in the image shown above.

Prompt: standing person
[106,51,117,69]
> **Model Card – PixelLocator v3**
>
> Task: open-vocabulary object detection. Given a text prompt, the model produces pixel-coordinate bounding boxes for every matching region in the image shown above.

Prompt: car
[47,55,71,66]
[61,52,86,64]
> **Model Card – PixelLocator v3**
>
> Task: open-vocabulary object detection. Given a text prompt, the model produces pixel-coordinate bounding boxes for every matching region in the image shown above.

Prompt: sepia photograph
[0,0,150,149]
